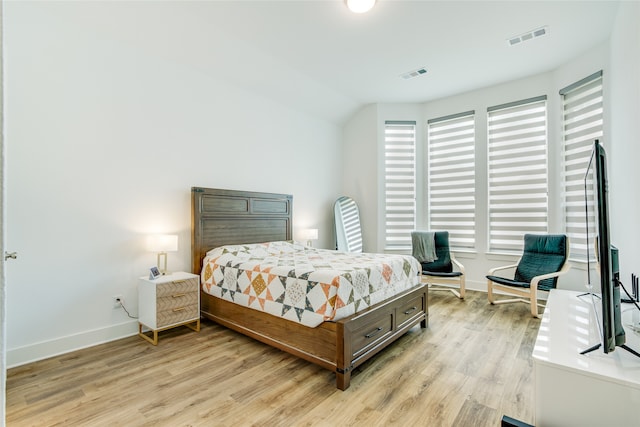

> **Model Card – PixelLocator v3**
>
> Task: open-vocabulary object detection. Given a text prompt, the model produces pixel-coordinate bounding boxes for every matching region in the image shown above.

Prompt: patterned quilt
[201,241,421,327]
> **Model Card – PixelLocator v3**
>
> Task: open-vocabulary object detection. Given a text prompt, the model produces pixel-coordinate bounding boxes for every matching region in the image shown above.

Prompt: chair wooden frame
[487,239,571,318]
[420,252,466,299]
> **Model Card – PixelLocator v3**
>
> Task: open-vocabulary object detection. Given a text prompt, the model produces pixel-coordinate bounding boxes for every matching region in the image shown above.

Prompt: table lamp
[299,229,318,247]
[147,234,178,275]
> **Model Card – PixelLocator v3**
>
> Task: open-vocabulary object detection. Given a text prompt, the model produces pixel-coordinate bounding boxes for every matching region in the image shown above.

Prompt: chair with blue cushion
[487,234,570,317]
[413,231,466,299]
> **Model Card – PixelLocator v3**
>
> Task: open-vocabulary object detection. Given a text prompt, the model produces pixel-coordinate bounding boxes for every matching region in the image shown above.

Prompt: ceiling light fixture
[346,0,376,14]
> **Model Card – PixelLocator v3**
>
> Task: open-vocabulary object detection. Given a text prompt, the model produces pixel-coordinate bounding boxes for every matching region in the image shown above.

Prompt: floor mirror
[334,196,363,252]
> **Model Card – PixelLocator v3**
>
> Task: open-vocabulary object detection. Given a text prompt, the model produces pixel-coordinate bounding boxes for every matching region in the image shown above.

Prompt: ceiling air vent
[400,67,428,80]
[507,26,548,46]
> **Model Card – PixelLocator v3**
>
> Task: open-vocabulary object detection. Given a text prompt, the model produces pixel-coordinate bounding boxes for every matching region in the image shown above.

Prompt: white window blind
[561,71,603,261]
[487,96,548,253]
[384,121,416,250]
[427,111,476,250]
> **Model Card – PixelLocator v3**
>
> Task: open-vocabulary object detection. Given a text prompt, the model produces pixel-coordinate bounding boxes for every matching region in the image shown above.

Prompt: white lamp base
[157,252,171,275]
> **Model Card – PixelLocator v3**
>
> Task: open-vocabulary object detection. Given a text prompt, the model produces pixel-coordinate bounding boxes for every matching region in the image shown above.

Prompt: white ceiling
[89,0,621,124]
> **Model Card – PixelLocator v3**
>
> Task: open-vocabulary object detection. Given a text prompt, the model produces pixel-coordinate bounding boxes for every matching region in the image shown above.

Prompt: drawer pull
[365,327,383,339]
[172,280,187,284]
[404,306,417,315]
[172,293,187,298]
[172,307,186,312]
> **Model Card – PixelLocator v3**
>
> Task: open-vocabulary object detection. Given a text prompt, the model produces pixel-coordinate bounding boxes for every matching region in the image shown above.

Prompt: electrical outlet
[113,295,123,309]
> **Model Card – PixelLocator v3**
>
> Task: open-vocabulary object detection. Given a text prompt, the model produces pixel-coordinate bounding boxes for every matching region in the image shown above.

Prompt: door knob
[4,251,17,261]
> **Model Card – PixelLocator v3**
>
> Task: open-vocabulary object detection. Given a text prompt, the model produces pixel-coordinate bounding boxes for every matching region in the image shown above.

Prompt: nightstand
[138,271,200,345]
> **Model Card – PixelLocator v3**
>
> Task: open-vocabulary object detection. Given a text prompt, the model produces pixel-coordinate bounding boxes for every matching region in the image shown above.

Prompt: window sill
[451,250,477,260]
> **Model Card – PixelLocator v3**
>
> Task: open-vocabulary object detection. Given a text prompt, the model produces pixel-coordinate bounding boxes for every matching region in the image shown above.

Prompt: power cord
[116,298,138,319]
[619,280,640,312]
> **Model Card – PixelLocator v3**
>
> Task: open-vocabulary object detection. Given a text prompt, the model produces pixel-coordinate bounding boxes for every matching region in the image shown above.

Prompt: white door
[1,6,7,423]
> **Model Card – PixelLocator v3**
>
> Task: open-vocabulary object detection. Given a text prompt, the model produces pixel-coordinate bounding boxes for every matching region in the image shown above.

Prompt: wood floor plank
[6,290,539,426]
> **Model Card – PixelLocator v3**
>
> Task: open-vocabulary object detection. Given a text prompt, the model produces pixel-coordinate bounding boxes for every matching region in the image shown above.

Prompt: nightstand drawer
[156,291,198,312]
[155,277,199,297]
[156,303,199,328]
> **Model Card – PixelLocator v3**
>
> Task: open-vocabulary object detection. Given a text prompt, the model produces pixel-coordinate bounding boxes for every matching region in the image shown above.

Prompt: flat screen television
[582,139,638,357]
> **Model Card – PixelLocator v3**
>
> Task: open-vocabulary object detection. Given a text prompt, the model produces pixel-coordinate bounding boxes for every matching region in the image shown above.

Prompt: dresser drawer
[396,294,425,329]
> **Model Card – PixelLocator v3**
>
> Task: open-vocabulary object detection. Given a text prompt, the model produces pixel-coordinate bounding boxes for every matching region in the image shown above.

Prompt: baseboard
[6,320,139,369]
[5,282,537,368]
[458,279,486,293]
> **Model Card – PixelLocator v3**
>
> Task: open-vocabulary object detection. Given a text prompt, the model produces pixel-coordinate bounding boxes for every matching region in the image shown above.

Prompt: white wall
[341,104,378,252]
[4,2,341,366]
[5,0,638,371]
[1,2,6,421]
[609,1,640,292]
[342,103,424,253]
[344,43,615,293]
[418,72,561,291]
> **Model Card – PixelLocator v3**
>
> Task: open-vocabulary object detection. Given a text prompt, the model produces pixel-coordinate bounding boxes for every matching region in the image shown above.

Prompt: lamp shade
[299,228,319,241]
[146,234,178,252]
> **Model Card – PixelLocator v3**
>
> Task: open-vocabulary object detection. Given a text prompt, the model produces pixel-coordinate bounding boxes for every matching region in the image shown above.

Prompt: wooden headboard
[191,187,293,274]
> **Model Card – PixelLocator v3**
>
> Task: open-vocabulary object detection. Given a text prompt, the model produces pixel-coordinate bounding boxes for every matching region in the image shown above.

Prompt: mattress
[201,241,421,327]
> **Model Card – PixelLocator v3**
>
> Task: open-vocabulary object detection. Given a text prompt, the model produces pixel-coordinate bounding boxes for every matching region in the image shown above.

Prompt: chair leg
[487,279,495,304]
[530,294,540,318]
[446,288,461,298]
[422,275,465,299]
[530,303,539,318]
[427,284,461,298]
[489,280,545,318]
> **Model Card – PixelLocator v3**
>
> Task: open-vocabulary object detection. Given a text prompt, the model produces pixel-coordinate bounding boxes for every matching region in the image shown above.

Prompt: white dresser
[533,289,640,427]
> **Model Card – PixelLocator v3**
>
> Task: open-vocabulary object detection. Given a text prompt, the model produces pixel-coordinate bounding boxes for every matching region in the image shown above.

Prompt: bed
[191,187,428,390]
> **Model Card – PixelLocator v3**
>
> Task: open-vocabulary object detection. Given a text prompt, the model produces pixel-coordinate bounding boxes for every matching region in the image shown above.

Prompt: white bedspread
[201,241,421,327]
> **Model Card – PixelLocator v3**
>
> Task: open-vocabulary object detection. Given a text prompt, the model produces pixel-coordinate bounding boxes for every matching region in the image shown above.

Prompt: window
[560,71,603,261]
[384,121,416,250]
[427,111,476,250]
[487,96,548,253]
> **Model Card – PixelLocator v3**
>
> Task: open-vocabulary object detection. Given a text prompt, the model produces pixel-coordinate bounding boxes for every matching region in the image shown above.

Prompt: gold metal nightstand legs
[138,318,201,345]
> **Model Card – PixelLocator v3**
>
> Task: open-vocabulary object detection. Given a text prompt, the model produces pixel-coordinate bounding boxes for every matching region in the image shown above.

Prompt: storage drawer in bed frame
[340,285,428,370]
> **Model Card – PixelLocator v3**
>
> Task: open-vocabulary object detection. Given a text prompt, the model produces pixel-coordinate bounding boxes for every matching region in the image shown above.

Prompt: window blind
[487,96,548,253]
[427,111,476,249]
[384,121,416,250]
[561,71,603,261]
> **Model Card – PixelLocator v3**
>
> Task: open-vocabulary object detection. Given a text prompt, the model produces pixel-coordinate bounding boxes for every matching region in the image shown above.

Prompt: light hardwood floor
[7,290,540,426]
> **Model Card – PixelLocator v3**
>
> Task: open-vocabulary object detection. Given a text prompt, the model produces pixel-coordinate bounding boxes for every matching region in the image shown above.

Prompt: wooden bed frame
[191,187,428,390]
